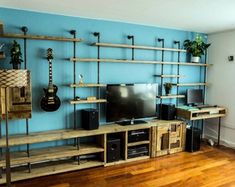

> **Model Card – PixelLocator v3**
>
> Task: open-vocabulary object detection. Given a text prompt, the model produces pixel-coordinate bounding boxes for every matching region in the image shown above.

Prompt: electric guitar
[40,48,61,112]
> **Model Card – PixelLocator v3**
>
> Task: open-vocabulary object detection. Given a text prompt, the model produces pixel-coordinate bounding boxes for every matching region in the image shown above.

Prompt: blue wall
[0,8,205,149]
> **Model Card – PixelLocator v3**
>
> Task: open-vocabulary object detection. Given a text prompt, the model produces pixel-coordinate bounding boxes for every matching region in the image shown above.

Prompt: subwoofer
[185,127,201,152]
[81,108,99,130]
[160,104,176,120]
[107,138,120,163]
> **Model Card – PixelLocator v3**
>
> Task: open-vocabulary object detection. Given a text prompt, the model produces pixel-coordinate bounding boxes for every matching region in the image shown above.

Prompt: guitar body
[40,48,61,112]
[40,84,61,112]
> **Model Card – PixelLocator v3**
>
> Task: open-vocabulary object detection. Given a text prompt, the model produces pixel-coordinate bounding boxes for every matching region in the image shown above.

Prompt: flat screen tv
[106,84,157,123]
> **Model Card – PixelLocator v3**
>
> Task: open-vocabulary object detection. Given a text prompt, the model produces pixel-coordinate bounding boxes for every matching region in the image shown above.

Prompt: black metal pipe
[70,30,77,131]
[174,41,180,106]
[191,121,194,152]
[218,117,221,146]
[158,38,164,106]
[203,50,207,104]
[21,26,28,69]
[127,35,135,60]
[21,26,31,173]
[93,32,100,84]
[93,32,101,123]
[70,30,80,164]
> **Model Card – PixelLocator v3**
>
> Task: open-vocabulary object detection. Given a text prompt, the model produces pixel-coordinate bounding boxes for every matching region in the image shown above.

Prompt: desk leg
[191,121,194,152]
[201,120,204,141]
[218,117,221,146]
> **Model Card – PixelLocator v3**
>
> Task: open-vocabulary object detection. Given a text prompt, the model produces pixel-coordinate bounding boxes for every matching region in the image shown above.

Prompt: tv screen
[106,84,157,122]
[186,89,204,105]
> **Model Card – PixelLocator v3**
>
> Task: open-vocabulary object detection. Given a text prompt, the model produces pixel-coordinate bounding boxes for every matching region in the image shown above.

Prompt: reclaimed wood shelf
[70,83,106,88]
[0,144,104,168]
[172,83,208,87]
[91,42,186,53]
[177,107,227,121]
[70,58,210,67]
[127,140,150,147]
[0,160,104,184]
[0,33,82,42]
[154,74,184,78]
[0,124,152,147]
[70,99,107,104]
[157,95,185,99]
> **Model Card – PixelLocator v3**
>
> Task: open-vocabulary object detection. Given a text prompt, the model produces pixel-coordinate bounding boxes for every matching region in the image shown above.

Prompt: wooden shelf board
[91,42,186,53]
[70,83,106,88]
[127,155,150,162]
[172,83,208,87]
[0,160,104,184]
[70,58,210,67]
[191,114,226,121]
[154,74,184,78]
[0,144,104,167]
[0,33,82,42]
[70,99,107,104]
[127,140,150,147]
[0,124,151,147]
[157,95,185,99]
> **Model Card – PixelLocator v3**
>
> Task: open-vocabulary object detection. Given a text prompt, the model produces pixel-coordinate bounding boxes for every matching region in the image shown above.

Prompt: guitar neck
[48,59,53,86]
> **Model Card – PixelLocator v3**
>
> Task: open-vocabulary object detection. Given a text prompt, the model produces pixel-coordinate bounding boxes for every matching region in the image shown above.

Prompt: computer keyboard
[197,105,217,109]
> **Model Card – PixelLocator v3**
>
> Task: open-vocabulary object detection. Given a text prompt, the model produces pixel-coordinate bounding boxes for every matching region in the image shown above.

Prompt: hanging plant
[10,40,23,69]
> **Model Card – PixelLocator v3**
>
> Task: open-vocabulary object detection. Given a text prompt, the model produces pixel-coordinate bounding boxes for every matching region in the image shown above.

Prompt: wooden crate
[151,122,186,157]
[0,84,32,119]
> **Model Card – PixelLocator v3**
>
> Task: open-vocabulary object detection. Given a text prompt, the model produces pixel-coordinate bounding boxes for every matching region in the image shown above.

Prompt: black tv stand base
[117,120,147,126]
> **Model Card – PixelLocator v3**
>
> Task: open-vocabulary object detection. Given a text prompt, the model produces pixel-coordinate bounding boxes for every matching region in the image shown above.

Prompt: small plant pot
[191,56,200,63]
[12,63,20,70]
[165,89,171,95]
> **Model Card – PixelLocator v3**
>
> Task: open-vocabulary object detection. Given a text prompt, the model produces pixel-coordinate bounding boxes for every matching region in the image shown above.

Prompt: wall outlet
[228,56,234,61]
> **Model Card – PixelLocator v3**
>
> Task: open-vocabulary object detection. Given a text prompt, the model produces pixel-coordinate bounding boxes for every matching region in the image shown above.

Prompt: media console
[0,119,186,184]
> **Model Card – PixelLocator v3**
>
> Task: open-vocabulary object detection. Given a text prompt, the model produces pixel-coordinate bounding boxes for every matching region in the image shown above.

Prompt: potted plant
[164,83,172,95]
[10,40,23,69]
[183,35,211,63]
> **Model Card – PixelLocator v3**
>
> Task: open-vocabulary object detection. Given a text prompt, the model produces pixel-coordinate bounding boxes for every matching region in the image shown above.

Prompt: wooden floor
[6,144,235,187]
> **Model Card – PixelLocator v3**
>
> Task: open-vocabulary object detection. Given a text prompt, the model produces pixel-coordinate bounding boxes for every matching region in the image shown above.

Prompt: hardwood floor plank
[3,145,235,187]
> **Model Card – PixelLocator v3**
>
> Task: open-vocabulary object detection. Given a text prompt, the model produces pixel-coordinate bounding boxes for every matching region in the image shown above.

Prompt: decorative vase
[191,56,200,63]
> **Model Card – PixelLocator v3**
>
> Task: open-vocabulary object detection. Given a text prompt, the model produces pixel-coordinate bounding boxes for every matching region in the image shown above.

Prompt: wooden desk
[176,106,227,151]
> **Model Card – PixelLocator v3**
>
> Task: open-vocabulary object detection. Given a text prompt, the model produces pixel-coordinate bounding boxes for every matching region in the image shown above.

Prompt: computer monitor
[186,89,204,105]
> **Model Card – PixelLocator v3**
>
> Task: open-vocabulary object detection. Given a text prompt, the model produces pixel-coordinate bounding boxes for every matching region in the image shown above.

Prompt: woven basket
[0,70,30,88]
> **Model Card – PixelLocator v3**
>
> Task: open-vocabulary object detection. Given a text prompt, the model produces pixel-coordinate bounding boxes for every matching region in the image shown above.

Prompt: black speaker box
[185,128,201,152]
[107,138,121,163]
[160,104,176,120]
[81,109,99,130]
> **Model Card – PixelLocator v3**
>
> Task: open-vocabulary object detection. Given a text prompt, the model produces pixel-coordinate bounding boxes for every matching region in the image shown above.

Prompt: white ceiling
[0,0,235,34]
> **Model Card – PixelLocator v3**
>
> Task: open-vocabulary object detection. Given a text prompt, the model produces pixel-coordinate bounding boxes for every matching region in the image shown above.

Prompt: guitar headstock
[47,48,54,61]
